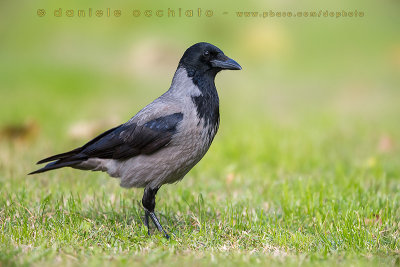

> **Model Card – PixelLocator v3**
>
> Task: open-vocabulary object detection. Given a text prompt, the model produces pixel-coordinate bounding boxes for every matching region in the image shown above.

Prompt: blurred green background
[1,0,400,265]
[1,0,399,135]
[1,0,399,176]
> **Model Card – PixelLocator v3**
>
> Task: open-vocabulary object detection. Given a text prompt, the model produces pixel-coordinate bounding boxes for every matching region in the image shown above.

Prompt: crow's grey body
[77,67,218,189]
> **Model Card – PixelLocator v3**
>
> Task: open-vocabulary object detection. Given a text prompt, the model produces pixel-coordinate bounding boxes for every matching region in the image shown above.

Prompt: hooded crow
[29,42,242,238]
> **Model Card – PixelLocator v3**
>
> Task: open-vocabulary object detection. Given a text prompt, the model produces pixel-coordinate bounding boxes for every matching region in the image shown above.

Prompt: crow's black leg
[144,209,150,236]
[148,211,170,239]
[142,187,170,239]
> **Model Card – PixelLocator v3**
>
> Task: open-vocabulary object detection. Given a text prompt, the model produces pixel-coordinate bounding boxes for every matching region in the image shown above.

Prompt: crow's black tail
[36,147,83,164]
[28,159,84,175]
[29,124,122,175]
[29,147,88,175]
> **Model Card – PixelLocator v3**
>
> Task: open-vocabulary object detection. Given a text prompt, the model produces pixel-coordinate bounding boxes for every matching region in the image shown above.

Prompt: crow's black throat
[186,68,220,133]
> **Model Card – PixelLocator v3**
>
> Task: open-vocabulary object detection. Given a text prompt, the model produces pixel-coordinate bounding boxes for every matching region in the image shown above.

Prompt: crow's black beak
[211,54,242,70]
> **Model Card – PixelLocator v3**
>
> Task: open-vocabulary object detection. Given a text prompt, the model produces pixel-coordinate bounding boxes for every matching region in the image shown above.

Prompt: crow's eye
[203,50,209,57]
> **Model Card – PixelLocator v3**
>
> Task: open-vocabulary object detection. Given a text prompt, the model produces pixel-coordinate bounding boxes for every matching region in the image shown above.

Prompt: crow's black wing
[29,113,183,174]
[81,112,184,159]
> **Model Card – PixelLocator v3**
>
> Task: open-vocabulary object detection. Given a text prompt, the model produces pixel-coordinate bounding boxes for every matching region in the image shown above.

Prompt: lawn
[1,0,399,266]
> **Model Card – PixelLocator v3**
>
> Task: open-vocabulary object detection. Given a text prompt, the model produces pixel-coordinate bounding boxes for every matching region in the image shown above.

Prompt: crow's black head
[179,42,241,76]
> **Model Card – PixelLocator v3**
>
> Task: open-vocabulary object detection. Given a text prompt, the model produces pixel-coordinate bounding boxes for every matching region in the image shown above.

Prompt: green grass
[1,106,400,266]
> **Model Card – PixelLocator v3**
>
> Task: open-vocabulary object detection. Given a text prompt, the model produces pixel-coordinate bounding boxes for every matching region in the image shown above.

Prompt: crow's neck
[184,66,220,130]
